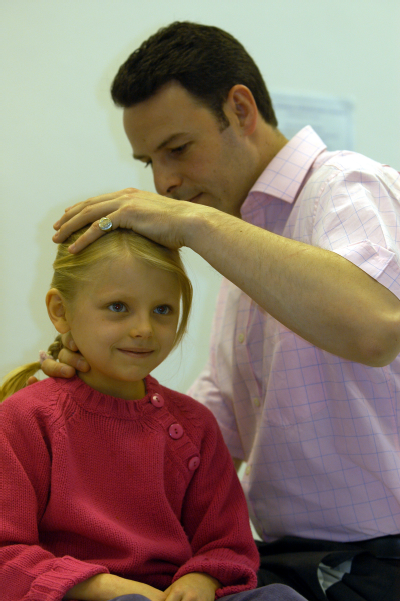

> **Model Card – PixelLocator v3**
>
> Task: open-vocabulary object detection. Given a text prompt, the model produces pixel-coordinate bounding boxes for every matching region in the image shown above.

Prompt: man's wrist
[180,203,231,254]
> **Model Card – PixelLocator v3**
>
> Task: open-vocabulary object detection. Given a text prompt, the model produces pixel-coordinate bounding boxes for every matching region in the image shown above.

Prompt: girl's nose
[128,316,153,339]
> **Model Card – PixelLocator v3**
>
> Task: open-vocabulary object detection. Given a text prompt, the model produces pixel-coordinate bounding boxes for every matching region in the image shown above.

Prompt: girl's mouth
[118,348,154,358]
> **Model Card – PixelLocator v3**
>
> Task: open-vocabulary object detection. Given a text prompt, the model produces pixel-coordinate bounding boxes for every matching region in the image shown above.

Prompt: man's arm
[188,207,400,367]
[52,188,400,367]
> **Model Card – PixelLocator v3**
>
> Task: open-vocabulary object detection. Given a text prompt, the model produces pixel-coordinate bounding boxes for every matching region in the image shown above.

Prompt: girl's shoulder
[146,375,221,430]
[0,377,77,424]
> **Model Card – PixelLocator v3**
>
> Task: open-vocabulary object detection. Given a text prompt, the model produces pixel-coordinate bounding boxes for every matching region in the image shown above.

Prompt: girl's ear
[46,289,70,334]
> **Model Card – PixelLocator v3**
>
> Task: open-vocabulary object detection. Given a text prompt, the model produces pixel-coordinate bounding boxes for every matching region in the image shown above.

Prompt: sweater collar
[52,374,161,418]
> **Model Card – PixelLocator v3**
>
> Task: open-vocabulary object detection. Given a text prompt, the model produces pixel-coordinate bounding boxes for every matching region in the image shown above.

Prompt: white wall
[1,0,399,392]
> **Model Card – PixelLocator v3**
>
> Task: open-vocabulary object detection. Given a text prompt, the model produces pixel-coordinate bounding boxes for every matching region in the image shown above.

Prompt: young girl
[0,227,307,601]
[0,226,257,600]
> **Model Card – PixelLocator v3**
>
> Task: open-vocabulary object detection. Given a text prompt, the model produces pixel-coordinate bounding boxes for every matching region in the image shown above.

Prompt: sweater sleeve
[173,408,259,598]
[0,395,108,601]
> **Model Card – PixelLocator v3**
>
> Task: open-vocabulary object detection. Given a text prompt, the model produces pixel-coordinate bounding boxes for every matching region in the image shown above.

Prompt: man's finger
[53,204,112,244]
[41,357,76,379]
[53,189,137,232]
[61,330,78,352]
[66,219,111,254]
[58,348,90,372]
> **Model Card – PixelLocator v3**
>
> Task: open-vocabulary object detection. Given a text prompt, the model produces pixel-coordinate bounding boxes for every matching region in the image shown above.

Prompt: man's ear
[225,84,258,136]
[46,289,71,334]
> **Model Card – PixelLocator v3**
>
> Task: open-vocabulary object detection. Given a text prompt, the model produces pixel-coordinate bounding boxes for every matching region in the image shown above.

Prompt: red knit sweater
[0,376,259,601]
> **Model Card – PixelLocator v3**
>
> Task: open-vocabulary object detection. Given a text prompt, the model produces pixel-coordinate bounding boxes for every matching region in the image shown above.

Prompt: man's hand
[164,573,221,601]
[52,188,200,254]
[27,333,91,385]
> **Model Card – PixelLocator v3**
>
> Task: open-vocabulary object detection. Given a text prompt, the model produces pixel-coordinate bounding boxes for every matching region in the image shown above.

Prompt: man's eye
[108,302,127,313]
[171,144,187,155]
[154,305,171,315]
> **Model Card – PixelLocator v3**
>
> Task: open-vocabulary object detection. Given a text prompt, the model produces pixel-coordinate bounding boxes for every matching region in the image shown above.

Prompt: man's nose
[153,164,182,198]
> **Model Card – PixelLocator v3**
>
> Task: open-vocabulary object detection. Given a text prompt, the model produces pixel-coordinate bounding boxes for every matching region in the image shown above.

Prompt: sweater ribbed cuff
[172,556,257,599]
[28,556,109,601]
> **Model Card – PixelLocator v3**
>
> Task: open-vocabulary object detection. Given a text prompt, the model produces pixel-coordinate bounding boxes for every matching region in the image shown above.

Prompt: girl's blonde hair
[1,228,192,402]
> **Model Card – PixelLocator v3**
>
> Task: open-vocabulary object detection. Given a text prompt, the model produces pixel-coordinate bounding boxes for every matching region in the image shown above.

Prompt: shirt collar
[243,126,327,211]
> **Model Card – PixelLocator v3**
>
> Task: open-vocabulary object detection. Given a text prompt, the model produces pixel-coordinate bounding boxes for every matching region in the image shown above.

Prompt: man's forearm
[184,206,400,366]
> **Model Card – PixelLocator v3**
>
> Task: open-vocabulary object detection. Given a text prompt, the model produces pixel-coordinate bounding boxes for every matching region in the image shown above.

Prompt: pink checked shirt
[188,126,400,543]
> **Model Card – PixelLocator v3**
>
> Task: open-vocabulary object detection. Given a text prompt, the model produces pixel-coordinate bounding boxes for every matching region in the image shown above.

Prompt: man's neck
[258,124,289,172]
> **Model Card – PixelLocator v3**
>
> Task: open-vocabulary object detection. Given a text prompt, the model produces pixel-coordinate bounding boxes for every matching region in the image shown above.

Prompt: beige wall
[1,0,399,392]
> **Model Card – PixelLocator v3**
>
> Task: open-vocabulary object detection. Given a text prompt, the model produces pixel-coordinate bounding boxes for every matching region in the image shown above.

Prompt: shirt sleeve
[173,409,258,598]
[0,396,108,601]
[312,160,400,299]
[187,279,245,461]
[187,364,244,461]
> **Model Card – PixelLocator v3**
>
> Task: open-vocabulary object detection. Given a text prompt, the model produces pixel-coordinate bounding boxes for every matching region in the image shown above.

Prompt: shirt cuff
[333,240,400,300]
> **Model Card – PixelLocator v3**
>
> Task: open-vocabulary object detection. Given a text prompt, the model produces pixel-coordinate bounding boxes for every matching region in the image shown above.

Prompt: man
[43,22,400,601]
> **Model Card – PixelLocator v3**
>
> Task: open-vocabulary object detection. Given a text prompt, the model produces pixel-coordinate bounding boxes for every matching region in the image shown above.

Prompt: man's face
[122,82,256,217]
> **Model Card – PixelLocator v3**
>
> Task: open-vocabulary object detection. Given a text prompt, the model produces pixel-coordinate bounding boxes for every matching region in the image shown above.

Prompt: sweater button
[188,456,200,471]
[169,423,184,439]
[151,394,164,408]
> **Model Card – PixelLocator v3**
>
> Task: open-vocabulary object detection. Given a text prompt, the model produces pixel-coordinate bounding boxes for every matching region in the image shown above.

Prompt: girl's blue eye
[154,305,171,315]
[108,302,127,313]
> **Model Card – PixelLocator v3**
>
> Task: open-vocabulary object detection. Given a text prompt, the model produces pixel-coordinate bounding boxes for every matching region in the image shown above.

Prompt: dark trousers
[256,536,400,601]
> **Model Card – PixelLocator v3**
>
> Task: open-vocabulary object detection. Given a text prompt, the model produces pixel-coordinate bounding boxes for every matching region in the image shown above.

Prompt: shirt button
[254,397,260,407]
[238,333,245,344]
[188,456,200,471]
[245,465,252,475]
[150,394,164,408]
[169,423,184,440]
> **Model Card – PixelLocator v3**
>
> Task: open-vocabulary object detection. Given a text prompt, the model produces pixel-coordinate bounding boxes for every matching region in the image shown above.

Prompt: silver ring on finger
[98,217,113,232]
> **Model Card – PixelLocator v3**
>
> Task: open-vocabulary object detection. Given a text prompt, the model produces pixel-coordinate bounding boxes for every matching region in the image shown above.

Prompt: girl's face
[63,255,181,400]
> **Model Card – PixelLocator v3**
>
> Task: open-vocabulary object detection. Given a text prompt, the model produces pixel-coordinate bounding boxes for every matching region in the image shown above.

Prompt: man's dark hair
[111,21,278,128]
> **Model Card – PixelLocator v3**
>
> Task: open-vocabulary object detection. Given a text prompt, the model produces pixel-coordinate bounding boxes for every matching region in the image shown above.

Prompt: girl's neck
[76,371,146,400]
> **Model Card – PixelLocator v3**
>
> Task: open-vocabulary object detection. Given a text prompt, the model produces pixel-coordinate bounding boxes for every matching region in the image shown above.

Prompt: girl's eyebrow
[133,132,188,160]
